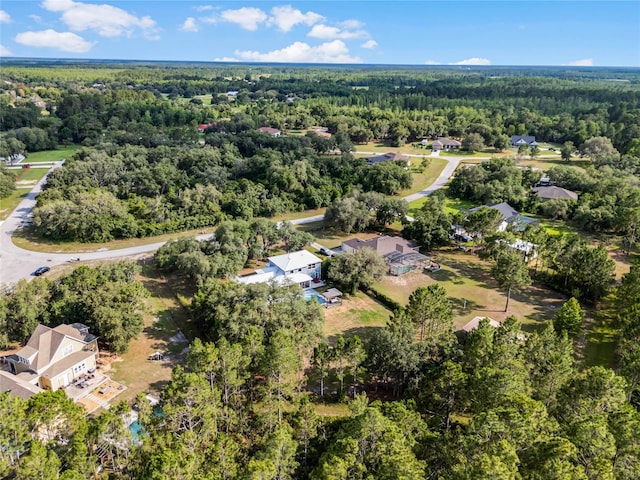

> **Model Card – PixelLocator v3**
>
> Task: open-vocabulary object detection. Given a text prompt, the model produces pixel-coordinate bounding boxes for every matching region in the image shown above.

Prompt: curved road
[0,155,461,287]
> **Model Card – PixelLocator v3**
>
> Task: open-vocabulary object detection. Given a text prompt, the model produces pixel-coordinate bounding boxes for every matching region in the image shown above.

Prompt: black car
[34,266,50,276]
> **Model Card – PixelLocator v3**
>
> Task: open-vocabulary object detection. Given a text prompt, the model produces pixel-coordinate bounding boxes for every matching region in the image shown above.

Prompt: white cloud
[566,58,593,66]
[15,29,95,52]
[221,7,267,31]
[268,5,323,32]
[450,57,491,65]
[214,56,240,62]
[308,24,367,40]
[424,59,440,65]
[195,5,213,12]
[0,10,11,23]
[234,40,361,64]
[0,45,12,56]
[361,40,377,49]
[179,17,198,32]
[41,0,158,39]
[339,19,363,29]
[29,14,44,23]
[200,15,217,25]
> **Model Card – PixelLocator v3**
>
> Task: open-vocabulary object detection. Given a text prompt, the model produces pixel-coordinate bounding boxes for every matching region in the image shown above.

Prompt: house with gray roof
[467,202,538,232]
[510,135,538,147]
[532,186,578,201]
[365,152,410,166]
[258,127,281,137]
[432,138,462,151]
[341,235,429,275]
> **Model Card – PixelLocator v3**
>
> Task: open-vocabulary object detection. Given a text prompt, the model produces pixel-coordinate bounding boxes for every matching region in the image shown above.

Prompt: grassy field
[322,291,391,341]
[24,145,81,163]
[399,158,448,196]
[108,260,195,402]
[12,225,217,253]
[0,189,29,221]
[13,167,49,182]
[374,248,567,332]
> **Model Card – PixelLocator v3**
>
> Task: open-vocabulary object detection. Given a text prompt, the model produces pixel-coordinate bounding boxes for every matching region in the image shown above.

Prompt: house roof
[342,236,418,256]
[468,202,520,222]
[365,152,410,165]
[274,273,313,286]
[258,127,281,135]
[433,138,461,147]
[0,370,44,400]
[321,288,343,300]
[16,324,96,374]
[460,316,501,333]
[268,250,322,273]
[510,135,537,145]
[41,350,96,379]
[532,186,578,201]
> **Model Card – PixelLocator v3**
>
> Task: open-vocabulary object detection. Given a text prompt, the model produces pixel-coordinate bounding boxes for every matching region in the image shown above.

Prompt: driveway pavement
[0,155,464,286]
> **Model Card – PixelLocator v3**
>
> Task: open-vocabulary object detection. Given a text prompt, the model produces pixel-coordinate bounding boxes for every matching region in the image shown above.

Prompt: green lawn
[374,249,567,332]
[583,314,617,368]
[0,189,29,221]
[25,145,81,163]
[399,158,448,196]
[13,167,49,182]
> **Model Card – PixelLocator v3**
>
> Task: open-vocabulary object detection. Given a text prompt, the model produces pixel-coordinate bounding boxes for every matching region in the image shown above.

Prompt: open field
[322,291,391,341]
[399,158,448,196]
[23,145,81,163]
[0,189,29,221]
[107,260,194,403]
[13,167,49,183]
[374,248,568,332]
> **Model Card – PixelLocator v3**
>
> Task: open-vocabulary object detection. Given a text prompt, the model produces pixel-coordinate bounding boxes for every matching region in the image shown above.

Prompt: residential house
[459,316,501,333]
[258,127,282,137]
[226,91,239,97]
[467,202,538,233]
[341,235,429,275]
[510,135,538,147]
[365,152,410,166]
[431,138,462,152]
[309,128,332,138]
[237,250,322,288]
[532,186,578,201]
[3,323,98,396]
[197,122,216,132]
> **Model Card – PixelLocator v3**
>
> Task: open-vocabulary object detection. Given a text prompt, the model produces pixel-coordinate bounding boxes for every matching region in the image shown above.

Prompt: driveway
[0,155,464,287]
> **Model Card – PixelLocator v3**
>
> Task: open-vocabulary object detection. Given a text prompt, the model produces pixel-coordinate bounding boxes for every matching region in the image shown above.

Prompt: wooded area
[1,61,639,479]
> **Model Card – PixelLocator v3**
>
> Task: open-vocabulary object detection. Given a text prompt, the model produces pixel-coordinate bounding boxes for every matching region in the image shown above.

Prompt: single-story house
[510,135,538,147]
[459,316,501,333]
[237,250,322,288]
[504,239,539,261]
[532,186,578,201]
[3,323,98,397]
[226,91,239,97]
[467,202,539,233]
[432,138,461,151]
[365,152,410,167]
[342,235,429,275]
[258,127,282,137]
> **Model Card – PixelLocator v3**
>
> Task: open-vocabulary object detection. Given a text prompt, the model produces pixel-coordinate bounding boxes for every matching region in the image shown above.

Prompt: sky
[0,1,639,66]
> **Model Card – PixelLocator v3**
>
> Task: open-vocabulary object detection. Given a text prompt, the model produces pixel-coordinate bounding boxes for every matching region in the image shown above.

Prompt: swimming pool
[304,290,327,304]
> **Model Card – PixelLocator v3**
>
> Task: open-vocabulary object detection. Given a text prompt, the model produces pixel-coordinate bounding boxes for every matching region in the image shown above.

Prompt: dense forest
[1,62,639,479]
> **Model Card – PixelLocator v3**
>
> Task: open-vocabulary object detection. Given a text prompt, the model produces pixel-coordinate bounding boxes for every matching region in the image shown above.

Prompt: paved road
[0,154,463,287]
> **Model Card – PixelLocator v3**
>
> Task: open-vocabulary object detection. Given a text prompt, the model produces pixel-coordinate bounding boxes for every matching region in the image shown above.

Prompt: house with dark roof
[431,138,461,151]
[510,135,538,147]
[3,323,98,397]
[258,127,281,137]
[467,202,538,232]
[532,186,578,201]
[365,152,410,166]
[341,235,430,275]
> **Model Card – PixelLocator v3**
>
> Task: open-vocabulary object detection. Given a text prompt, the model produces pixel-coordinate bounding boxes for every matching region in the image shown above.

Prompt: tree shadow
[450,296,483,315]
[326,326,384,345]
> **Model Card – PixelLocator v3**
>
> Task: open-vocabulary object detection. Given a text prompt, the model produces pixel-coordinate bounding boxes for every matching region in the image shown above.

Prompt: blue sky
[1,1,639,66]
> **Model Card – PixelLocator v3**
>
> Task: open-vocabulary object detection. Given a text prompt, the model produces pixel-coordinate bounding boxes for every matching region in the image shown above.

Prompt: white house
[237,250,322,288]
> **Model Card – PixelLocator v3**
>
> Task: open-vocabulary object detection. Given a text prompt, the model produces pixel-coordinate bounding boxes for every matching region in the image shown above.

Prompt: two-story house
[5,323,98,393]
[237,250,322,288]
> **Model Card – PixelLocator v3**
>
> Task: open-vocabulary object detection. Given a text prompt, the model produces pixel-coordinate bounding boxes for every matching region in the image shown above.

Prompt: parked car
[548,147,557,151]
[34,266,50,276]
